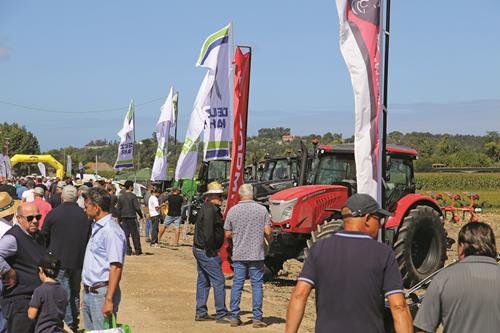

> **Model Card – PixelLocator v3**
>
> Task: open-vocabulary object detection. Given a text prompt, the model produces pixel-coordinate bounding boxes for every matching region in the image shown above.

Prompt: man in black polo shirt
[41,185,91,332]
[117,180,143,255]
[286,194,412,333]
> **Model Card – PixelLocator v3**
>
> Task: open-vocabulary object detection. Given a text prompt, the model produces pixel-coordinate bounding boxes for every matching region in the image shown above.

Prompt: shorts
[163,215,181,228]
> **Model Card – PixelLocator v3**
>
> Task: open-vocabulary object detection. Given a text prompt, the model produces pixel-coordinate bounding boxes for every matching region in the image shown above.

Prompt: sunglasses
[21,214,42,222]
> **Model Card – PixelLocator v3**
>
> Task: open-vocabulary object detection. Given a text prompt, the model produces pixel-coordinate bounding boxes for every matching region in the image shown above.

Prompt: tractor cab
[197,159,231,194]
[259,155,300,182]
[311,144,418,210]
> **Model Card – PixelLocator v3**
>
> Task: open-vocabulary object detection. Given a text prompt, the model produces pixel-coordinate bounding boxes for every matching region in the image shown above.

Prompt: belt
[83,281,109,294]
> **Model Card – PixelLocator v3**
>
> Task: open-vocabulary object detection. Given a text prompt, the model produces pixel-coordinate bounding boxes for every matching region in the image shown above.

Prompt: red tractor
[266,144,447,288]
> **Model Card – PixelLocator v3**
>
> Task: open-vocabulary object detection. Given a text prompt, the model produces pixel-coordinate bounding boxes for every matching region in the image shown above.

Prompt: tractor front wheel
[305,219,343,257]
[394,205,446,288]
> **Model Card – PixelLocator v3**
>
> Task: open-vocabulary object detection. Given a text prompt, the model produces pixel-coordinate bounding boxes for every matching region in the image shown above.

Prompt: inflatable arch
[10,154,65,179]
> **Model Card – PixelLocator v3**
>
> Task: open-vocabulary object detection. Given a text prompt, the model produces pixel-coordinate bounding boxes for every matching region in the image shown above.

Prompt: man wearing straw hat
[0,192,19,332]
[192,182,230,323]
[0,192,18,237]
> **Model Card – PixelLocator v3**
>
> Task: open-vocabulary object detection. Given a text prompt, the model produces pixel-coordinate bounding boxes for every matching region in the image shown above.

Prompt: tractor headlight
[282,206,294,220]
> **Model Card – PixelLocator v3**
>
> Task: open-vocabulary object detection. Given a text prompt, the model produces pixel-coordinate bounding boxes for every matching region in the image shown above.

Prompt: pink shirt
[33,197,52,230]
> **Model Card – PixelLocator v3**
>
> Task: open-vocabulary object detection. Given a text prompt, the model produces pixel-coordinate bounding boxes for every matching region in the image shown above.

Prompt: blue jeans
[83,286,121,330]
[57,268,82,331]
[192,247,228,319]
[145,218,152,238]
[230,261,264,321]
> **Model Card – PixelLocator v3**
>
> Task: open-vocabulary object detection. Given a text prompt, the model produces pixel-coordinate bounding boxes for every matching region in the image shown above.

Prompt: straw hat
[203,182,225,197]
[0,192,20,219]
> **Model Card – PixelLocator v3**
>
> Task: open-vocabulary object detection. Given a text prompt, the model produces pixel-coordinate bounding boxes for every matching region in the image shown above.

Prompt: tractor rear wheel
[394,205,446,288]
[305,220,343,257]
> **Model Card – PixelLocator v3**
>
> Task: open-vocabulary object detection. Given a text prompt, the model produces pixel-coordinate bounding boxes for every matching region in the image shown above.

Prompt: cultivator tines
[438,191,483,223]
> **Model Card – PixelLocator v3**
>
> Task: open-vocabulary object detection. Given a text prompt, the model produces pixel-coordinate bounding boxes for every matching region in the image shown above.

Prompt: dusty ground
[114,213,500,333]
[117,230,314,333]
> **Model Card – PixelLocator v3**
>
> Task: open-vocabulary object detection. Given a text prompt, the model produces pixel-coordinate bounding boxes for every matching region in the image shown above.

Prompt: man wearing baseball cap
[286,194,412,333]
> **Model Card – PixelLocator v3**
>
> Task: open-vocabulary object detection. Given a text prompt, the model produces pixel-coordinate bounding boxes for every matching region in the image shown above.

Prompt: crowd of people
[0,174,499,333]
[0,175,147,332]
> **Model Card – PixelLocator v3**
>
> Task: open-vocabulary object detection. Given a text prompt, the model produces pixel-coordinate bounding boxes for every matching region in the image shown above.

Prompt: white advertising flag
[0,155,5,177]
[336,0,382,200]
[37,162,47,178]
[4,155,11,178]
[151,87,176,181]
[114,101,135,170]
[66,155,72,176]
[175,24,231,180]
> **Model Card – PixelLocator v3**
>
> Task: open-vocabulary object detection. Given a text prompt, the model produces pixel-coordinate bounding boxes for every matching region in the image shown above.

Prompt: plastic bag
[85,315,131,333]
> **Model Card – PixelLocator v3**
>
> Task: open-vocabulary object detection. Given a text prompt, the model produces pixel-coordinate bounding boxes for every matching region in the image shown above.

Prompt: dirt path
[116,214,500,333]
[116,232,315,333]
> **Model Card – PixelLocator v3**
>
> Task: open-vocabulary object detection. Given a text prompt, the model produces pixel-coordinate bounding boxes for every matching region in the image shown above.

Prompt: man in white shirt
[148,187,161,247]
[21,180,36,203]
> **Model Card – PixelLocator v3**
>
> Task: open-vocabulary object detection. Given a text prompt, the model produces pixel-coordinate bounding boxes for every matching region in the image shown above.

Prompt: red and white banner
[336,0,382,200]
[221,47,251,275]
[225,47,251,216]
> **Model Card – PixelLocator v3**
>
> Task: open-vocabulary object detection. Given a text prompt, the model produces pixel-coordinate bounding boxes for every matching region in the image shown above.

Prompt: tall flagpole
[174,92,179,155]
[380,0,391,209]
[229,22,235,159]
[132,99,137,182]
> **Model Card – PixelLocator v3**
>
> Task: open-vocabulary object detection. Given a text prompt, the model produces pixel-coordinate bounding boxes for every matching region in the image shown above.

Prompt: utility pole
[4,137,9,156]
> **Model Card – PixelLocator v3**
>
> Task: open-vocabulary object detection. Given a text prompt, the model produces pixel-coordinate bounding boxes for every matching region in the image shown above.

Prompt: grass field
[416,173,500,213]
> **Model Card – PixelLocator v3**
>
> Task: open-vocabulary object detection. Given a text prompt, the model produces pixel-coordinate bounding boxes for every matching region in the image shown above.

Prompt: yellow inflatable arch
[10,154,65,179]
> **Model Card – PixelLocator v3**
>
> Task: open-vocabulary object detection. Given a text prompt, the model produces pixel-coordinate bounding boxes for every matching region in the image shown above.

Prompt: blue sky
[0,1,499,151]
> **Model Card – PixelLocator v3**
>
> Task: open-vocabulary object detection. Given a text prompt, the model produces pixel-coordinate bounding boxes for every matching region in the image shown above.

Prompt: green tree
[0,122,40,155]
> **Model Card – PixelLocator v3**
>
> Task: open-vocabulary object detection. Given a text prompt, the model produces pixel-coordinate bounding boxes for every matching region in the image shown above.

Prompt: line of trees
[2,122,499,177]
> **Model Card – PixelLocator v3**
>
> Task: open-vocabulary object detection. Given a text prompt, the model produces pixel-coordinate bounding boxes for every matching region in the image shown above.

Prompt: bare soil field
[116,212,500,333]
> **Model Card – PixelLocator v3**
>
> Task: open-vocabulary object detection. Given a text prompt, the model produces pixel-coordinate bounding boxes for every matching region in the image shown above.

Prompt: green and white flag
[114,100,135,170]
[151,87,176,181]
[175,24,231,180]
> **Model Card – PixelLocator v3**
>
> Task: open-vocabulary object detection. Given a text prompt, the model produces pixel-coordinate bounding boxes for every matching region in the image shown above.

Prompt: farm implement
[429,191,486,223]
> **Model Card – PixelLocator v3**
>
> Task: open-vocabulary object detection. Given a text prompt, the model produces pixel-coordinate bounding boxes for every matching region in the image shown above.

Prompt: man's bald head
[16,202,40,235]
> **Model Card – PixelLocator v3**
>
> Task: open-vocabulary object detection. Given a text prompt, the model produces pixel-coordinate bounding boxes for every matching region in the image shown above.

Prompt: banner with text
[221,47,252,275]
[175,24,231,179]
[114,101,135,170]
[225,47,251,216]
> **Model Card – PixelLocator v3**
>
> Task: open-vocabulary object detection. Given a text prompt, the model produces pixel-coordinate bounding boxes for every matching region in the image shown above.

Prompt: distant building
[282,134,296,143]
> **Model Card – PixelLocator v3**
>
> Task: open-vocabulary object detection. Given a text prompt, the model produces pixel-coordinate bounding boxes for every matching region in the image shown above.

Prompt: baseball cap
[34,187,45,196]
[342,194,392,218]
[57,181,65,189]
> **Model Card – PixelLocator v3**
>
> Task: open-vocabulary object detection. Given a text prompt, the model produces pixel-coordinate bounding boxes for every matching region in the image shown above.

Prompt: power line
[0,97,164,114]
